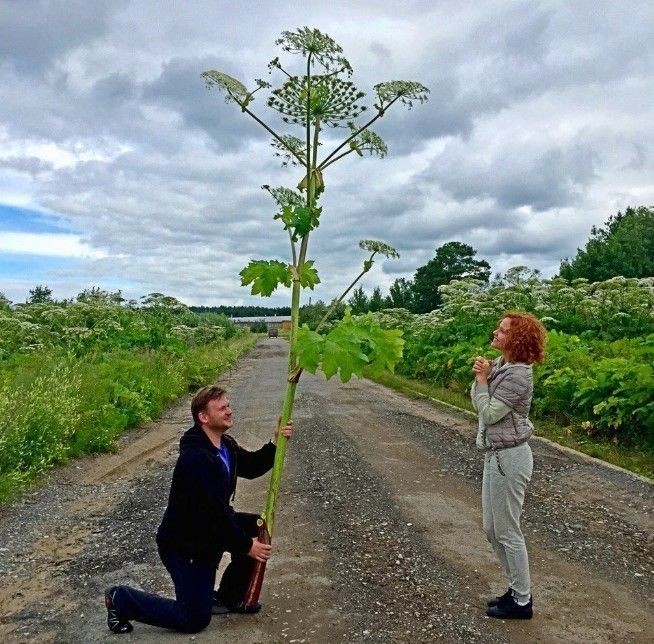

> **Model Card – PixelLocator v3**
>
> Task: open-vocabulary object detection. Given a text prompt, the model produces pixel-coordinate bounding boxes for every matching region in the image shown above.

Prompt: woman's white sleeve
[473,384,512,425]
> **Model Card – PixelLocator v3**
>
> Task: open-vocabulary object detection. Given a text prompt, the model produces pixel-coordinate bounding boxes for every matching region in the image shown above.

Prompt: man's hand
[248,538,272,562]
[272,418,293,445]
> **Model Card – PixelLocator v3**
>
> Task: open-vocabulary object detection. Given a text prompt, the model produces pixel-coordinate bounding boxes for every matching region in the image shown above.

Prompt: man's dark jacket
[156,424,276,565]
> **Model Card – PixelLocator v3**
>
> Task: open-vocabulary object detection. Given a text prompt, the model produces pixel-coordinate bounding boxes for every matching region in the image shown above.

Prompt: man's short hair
[191,385,226,425]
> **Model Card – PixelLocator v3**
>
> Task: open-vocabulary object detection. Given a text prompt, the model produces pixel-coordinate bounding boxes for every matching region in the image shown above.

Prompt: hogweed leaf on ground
[239,260,292,296]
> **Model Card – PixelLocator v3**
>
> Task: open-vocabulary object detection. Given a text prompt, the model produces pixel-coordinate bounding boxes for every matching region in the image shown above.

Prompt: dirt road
[0,339,652,643]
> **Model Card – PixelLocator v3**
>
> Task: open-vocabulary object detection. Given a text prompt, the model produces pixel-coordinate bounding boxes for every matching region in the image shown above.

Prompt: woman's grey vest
[486,360,534,449]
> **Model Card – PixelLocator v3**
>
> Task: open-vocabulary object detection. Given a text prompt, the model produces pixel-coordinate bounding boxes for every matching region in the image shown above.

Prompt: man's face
[198,396,233,433]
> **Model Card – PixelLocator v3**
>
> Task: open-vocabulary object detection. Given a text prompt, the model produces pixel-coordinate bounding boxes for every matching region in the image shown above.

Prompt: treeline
[190,305,291,317]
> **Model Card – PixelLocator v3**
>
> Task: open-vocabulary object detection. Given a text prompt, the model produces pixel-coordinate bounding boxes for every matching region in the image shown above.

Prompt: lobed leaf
[296,310,404,382]
[299,260,320,289]
[239,260,292,297]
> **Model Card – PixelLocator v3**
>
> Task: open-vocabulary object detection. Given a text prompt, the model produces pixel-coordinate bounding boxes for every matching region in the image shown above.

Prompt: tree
[204,26,428,605]
[559,206,654,282]
[27,285,53,304]
[348,286,369,314]
[368,286,385,312]
[298,299,345,329]
[388,277,414,310]
[77,287,125,305]
[411,242,491,313]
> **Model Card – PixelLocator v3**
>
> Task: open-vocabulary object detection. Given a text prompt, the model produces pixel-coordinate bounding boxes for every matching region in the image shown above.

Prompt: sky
[1,0,653,306]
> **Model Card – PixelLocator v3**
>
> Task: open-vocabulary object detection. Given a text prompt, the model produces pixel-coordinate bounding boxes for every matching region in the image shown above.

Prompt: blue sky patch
[0,204,75,234]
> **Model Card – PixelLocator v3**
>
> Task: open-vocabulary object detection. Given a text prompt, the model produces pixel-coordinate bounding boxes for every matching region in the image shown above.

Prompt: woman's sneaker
[104,587,134,634]
[487,587,513,608]
[486,595,533,619]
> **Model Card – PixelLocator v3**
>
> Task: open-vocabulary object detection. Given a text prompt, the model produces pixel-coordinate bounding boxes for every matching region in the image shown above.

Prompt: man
[104,385,293,634]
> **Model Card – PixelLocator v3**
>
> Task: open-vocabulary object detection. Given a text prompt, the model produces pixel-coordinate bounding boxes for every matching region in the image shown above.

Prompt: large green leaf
[239,260,291,297]
[321,321,370,381]
[299,260,320,289]
[295,310,404,382]
[295,326,324,373]
[275,204,321,241]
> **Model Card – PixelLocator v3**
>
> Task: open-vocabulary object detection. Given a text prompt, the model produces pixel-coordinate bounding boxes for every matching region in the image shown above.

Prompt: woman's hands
[473,356,493,384]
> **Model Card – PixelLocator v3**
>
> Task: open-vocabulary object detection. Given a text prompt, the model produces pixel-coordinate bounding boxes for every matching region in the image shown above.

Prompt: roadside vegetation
[295,206,654,478]
[0,288,253,501]
[365,273,654,478]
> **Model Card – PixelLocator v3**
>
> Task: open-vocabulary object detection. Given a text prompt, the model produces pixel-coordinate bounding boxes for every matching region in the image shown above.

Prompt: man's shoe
[487,587,513,608]
[486,595,533,619]
[212,591,261,615]
[104,587,134,634]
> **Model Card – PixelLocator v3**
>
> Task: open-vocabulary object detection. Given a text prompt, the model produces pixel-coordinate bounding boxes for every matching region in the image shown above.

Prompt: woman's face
[491,317,512,351]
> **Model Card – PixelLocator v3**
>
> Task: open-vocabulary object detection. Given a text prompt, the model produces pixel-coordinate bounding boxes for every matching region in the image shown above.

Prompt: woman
[471,311,546,619]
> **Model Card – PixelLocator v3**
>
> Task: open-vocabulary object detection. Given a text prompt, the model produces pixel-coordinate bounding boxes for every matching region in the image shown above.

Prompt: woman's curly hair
[503,311,547,364]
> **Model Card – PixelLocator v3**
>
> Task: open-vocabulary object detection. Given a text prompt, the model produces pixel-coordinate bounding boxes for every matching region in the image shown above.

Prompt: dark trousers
[111,512,258,633]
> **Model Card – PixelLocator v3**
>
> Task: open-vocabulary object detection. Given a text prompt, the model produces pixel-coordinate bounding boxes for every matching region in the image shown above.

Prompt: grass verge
[368,370,654,481]
[0,333,257,502]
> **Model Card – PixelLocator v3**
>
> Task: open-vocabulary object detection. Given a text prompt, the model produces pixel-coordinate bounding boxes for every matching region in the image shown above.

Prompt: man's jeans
[111,512,258,633]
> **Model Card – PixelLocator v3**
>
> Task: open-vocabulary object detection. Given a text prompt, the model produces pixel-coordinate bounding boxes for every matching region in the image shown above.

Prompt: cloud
[0,1,653,305]
[0,232,107,259]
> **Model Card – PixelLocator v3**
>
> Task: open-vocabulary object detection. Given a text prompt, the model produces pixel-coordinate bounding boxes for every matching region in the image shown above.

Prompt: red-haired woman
[471,312,547,619]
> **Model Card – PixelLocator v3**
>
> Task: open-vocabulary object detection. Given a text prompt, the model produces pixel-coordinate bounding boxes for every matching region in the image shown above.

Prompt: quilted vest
[486,359,534,449]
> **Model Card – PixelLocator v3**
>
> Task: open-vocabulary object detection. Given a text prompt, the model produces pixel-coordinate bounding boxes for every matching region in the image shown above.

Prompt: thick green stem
[263,378,297,536]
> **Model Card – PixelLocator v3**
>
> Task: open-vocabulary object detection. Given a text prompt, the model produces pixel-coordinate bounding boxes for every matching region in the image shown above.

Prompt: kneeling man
[104,385,292,634]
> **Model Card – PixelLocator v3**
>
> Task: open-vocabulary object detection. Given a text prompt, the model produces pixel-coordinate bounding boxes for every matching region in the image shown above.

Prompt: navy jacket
[156,424,276,565]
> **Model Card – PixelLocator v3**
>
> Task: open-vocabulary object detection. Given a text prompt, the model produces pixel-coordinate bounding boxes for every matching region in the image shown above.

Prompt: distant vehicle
[268,326,278,338]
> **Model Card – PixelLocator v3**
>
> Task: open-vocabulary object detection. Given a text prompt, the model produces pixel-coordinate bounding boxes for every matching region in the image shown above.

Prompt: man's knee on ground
[179,609,212,634]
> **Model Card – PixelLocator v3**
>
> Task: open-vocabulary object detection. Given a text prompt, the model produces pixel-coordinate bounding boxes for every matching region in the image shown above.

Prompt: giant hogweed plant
[202,27,428,603]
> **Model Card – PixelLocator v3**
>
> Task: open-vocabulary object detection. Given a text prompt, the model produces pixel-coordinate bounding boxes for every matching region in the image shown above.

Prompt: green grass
[0,333,257,502]
[368,370,654,481]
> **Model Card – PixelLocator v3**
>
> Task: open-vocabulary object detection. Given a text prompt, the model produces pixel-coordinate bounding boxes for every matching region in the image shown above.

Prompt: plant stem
[318,96,400,170]
[238,103,305,166]
[314,252,377,332]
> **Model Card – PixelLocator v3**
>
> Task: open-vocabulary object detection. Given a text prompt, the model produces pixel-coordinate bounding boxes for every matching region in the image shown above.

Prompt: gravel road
[0,338,652,643]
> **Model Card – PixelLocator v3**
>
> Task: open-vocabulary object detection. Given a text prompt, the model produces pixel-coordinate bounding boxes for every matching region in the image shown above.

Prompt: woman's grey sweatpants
[482,442,533,602]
